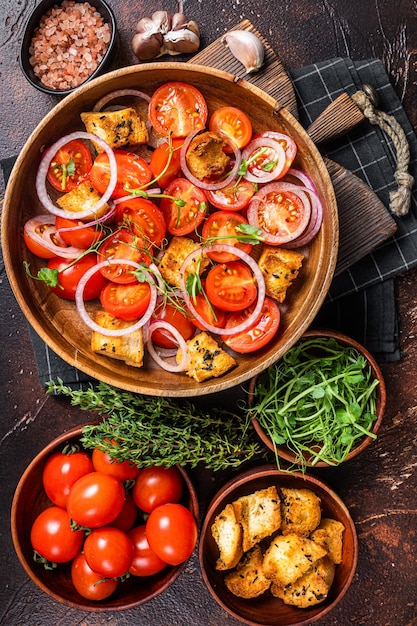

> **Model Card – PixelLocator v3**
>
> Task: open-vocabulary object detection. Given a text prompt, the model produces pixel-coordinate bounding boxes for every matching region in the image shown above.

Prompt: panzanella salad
[24,81,323,382]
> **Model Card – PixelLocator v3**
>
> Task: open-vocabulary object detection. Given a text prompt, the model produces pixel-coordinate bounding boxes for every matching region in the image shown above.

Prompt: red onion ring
[75,259,157,336]
[179,131,241,191]
[36,132,118,221]
[286,167,317,191]
[241,137,287,183]
[55,203,117,236]
[24,215,85,258]
[179,244,266,336]
[146,320,190,372]
[93,89,151,112]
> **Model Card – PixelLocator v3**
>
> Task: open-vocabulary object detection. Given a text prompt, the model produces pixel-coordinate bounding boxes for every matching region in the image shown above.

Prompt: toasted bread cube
[258,245,304,303]
[224,545,271,598]
[91,310,144,368]
[211,503,243,571]
[263,533,327,587]
[185,131,230,180]
[232,486,282,552]
[270,556,335,608]
[310,518,345,564]
[56,181,110,218]
[280,487,322,536]
[158,236,209,289]
[178,332,236,382]
[80,108,148,149]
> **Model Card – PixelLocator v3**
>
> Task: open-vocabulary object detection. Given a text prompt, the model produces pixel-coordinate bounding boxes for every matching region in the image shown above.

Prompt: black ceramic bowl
[19,0,117,97]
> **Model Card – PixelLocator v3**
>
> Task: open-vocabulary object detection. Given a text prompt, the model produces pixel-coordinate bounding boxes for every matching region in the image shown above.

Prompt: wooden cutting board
[191,21,397,276]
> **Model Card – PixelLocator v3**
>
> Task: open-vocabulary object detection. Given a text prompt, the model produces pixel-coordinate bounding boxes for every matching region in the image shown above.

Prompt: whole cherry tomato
[31,506,84,563]
[128,525,167,577]
[67,471,125,528]
[71,552,119,601]
[83,526,134,578]
[146,503,198,566]
[47,253,107,300]
[42,449,94,508]
[132,465,183,514]
[92,444,140,481]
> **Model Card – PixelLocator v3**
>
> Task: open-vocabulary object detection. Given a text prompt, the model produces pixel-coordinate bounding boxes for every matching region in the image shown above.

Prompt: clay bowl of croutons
[199,465,358,625]
[2,62,338,397]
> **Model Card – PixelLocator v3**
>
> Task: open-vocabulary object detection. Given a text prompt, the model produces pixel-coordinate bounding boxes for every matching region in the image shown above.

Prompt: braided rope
[352,89,414,216]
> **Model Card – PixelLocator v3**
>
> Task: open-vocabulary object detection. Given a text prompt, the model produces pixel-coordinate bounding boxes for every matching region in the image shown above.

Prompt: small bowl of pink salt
[20,0,117,97]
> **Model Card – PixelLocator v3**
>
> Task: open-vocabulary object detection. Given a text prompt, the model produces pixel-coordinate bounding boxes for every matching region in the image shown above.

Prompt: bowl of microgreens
[247,329,386,469]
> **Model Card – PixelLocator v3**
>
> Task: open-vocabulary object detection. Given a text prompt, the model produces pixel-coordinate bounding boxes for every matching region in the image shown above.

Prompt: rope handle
[351,84,414,217]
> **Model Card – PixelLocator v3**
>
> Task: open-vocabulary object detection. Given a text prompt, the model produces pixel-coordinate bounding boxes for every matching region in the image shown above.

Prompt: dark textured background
[1,1,417,625]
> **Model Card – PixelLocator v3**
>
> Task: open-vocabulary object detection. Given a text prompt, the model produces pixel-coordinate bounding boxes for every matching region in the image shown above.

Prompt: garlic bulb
[222,30,265,74]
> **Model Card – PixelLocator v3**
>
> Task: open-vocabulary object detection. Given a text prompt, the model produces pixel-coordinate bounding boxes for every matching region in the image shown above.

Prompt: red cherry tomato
[115,197,166,248]
[47,253,107,300]
[100,280,152,321]
[206,178,256,212]
[67,471,125,528]
[255,130,297,178]
[160,178,208,236]
[205,261,257,312]
[89,150,152,198]
[71,552,119,600]
[132,465,183,514]
[222,297,281,353]
[31,506,84,563]
[151,300,195,348]
[202,210,252,263]
[92,444,140,481]
[98,228,151,284]
[83,526,134,578]
[146,503,198,566]
[209,106,252,150]
[149,138,184,188]
[149,82,208,138]
[24,216,68,258]
[46,139,93,192]
[111,493,139,533]
[55,216,105,249]
[187,286,227,331]
[128,525,167,577]
[42,450,94,508]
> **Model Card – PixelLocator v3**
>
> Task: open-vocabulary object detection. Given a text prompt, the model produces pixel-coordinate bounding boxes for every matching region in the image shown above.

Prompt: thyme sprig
[46,380,262,471]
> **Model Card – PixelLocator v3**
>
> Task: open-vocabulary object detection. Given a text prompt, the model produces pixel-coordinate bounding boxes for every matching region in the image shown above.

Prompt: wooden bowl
[249,329,386,467]
[2,62,338,396]
[19,0,117,97]
[199,465,358,626]
[10,425,199,611]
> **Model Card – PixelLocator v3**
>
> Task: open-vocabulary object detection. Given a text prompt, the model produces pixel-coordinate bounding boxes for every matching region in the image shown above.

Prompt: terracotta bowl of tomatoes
[199,465,358,626]
[248,329,386,469]
[2,62,338,397]
[11,424,199,611]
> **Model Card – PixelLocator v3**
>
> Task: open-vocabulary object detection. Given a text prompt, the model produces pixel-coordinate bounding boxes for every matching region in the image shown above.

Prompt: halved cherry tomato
[42,450,94,508]
[100,280,152,321]
[128,525,167,577]
[46,139,93,192]
[92,443,140,480]
[202,211,252,263]
[206,178,256,212]
[31,506,84,563]
[71,552,119,600]
[205,261,257,312]
[84,526,134,578]
[187,285,227,331]
[150,138,184,188]
[47,253,107,300]
[98,228,151,284]
[24,216,68,258]
[209,106,252,151]
[89,150,152,198]
[222,297,280,353]
[55,216,105,249]
[255,130,297,178]
[132,465,183,514]
[67,471,125,528]
[149,82,208,138]
[115,197,166,248]
[160,178,208,236]
[151,300,195,348]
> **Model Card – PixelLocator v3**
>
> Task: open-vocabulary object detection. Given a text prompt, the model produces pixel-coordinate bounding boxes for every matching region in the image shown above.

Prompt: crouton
[280,487,322,536]
[185,131,230,181]
[91,310,144,368]
[257,246,304,303]
[211,503,243,570]
[232,486,282,552]
[270,556,335,608]
[263,533,327,587]
[310,518,345,564]
[56,180,110,219]
[158,236,209,289]
[224,545,271,598]
[178,331,236,382]
[80,108,148,149]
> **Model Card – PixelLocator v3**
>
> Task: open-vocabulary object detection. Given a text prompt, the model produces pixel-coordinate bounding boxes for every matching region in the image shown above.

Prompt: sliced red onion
[93,89,151,112]
[36,132,117,220]
[179,244,266,336]
[179,131,241,191]
[55,203,117,236]
[146,320,190,372]
[75,259,157,337]
[284,188,323,248]
[24,215,85,258]
[241,137,287,183]
[113,189,162,205]
[286,167,317,191]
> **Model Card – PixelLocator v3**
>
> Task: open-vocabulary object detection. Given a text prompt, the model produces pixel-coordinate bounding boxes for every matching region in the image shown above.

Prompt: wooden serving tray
[191,21,397,276]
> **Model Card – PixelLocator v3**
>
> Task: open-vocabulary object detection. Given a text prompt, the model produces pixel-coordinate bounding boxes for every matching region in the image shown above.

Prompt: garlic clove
[135,16,160,35]
[222,30,265,74]
[151,10,172,34]
[171,11,189,31]
[132,31,164,61]
[163,28,200,54]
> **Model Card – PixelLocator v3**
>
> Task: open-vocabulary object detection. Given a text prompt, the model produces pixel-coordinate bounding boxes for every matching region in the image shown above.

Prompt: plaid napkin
[2,56,416,387]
